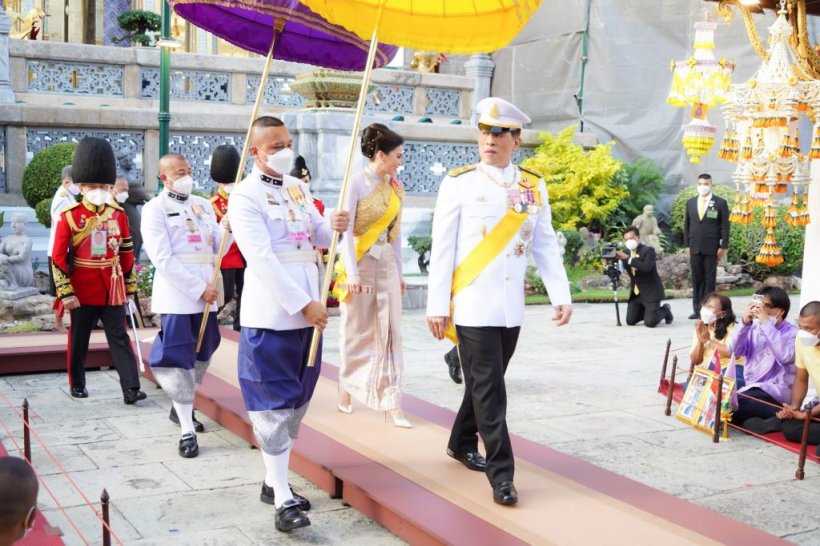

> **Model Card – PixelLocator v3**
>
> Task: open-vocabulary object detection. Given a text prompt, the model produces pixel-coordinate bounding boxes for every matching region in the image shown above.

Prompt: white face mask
[625,239,639,251]
[700,307,718,325]
[85,188,109,206]
[171,175,194,196]
[264,148,294,175]
[697,184,712,197]
[797,329,820,347]
[222,183,235,195]
[116,191,128,203]
[67,182,80,196]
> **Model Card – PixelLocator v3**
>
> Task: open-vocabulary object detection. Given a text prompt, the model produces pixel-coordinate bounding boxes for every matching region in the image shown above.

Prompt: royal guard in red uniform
[50,137,146,404]
[209,145,245,332]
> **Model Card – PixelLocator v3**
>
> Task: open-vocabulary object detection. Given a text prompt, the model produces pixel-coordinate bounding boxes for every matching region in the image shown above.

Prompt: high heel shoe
[337,389,353,414]
[385,409,413,429]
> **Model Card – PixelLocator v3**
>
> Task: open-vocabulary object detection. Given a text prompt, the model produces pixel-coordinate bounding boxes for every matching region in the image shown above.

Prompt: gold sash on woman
[332,186,401,302]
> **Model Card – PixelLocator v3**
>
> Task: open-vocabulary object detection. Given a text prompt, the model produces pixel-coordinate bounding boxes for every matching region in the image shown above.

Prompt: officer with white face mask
[615,226,672,328]
[777,301,820,451]
[47,164,79,332]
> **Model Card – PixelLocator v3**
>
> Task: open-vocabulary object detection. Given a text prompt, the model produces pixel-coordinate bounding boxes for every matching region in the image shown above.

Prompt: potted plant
[114,10,161,47]
[407,235,432,274]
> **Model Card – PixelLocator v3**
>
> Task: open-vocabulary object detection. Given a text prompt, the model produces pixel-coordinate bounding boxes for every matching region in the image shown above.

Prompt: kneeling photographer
[615,226,673,328]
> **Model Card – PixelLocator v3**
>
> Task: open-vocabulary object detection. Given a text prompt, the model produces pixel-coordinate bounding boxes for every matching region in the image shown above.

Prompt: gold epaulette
[209,194,220,203]
[59,202,81,215]
[448,164,476,177]
[519,165,543,179]
[108,202,124,212]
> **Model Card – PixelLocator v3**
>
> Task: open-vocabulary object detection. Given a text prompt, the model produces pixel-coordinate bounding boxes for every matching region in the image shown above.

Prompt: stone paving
[1,294,817,544]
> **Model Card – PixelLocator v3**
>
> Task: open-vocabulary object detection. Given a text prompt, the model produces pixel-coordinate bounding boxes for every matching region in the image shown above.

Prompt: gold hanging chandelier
[717,0,816,267]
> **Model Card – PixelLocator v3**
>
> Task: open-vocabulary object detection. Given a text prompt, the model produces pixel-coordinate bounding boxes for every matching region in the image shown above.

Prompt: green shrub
[22,142,77,209]
[611,158,666,225]
[115,9,161,46]
[1,322,40,334]
[34,198,52,228]
[525,266,546,295]
[728,205,805,279]
[670,183,736,240]
[407,235,432,257]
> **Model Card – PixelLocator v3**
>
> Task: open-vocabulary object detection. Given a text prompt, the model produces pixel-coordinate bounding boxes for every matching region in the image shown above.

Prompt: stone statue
[632,204,662,254]
[117,150,138,184]
[579,227,597,252]
[0,213,36,296]
[410,51,445,73]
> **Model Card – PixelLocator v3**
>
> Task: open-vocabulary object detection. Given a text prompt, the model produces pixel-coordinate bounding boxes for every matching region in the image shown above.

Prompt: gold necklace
[478,164,517,189]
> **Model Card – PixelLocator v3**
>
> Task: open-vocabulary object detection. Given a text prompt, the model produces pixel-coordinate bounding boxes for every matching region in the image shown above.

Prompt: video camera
[600,241,625,326]
[600,241,624,262]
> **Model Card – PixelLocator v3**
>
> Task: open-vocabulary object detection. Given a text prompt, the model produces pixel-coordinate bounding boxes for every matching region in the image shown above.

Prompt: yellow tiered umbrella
[300,0,545,366]
[301,0,542,53]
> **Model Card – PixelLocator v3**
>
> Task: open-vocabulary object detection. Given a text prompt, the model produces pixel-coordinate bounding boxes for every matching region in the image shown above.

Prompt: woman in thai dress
[334,123,411,428]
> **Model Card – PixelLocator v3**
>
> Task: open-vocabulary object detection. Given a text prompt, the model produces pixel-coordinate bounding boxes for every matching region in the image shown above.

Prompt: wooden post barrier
[665,356,678,416]
[713,374,724,444]
[22,398,31,464]
[658,338,671,393]
[796,412,813,480]
[101,488,111,546]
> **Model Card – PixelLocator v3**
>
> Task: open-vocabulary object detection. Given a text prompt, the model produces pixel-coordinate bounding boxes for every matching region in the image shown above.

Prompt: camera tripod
[604,261,622,326]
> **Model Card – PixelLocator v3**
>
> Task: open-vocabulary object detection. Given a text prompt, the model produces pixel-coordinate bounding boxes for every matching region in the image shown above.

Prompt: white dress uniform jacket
[427,163,571,328]
[47,187,77,257]
[141,190,222,314]
[228,167,335,331]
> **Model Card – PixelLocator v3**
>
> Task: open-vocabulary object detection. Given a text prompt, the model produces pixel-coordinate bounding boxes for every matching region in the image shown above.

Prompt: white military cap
[476,97,531,133]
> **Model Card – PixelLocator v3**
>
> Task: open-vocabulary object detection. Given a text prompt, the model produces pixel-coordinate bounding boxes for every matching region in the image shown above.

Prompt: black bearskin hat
[290,155,311,180]
[72,137,116,185]
[210,145,241,184]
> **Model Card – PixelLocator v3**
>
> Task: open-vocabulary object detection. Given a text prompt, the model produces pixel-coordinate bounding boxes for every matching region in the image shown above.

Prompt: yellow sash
[444,171,541,344]
[332,187,401,302]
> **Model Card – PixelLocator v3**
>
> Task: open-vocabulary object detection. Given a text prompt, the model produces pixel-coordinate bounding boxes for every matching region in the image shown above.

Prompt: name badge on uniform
[286,207,309,243]
[185,217,202,244]
[706,210,718,219]
[266,192,280,206]
[90,227,108,257]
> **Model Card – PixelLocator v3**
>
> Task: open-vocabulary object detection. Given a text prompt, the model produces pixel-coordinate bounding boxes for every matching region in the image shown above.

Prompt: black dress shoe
[492,481,518,506]
[688,312,698,320]
[123,389,147,405]
[663,304,674,325]
[446,448,487,471]
[178,433,199,458]
[275,499,310,532]
[444,349,463,384]
[260,481,311,511]
[70,386,88,398]
[169,407,205,433]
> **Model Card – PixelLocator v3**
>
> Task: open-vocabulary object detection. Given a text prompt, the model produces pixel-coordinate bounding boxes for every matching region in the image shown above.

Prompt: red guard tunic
[210,188,245,269]
[51,199,137,305]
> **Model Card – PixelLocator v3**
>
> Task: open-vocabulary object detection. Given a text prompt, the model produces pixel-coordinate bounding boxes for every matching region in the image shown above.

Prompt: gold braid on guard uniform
[120,236,138,295]
[51,260,74,299]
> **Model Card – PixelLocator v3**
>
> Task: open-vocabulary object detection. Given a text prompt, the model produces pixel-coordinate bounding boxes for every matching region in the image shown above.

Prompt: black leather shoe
[688,312,698,320]
[492,481,518,506]
[70,386,88,398]
[260,482,311,511]
[663,304,674,325]
[178,433,199,458]
[275,499,310,532]
[123,389,147,405]
[444,350,462,384]
[169,407,205,433]
[446,448,487,471]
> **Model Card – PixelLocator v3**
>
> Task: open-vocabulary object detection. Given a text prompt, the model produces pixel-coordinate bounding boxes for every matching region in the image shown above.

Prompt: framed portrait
[676,368,735,436]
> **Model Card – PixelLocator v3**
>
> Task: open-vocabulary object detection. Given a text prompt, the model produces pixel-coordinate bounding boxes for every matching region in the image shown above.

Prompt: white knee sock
[262,448,293,508]
[173,402,195,436]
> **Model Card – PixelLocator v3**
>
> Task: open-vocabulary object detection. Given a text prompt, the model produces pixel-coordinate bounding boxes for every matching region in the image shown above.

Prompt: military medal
[520,219,534,241]
[514,241,526,257]
[287,186,309,210]
[266,192,280,206]
[480,225,487,237]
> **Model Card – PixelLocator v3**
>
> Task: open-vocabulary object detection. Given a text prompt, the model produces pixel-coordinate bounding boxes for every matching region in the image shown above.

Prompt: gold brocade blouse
[353,180,404,243]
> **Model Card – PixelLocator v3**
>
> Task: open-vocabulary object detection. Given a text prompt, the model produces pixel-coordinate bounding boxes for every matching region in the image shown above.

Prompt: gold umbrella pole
[195,19,285,352]
[306,3,385,367]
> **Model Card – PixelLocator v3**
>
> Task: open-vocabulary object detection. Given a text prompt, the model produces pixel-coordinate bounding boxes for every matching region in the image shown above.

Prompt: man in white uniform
[426,98,573,506]
[47,165,78,332]
[229,116,348,532]
[142,153,223,459]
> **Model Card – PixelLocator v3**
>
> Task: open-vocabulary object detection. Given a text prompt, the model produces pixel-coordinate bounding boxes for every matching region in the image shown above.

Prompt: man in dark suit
[616,226,673,328]
[684,173,730,319]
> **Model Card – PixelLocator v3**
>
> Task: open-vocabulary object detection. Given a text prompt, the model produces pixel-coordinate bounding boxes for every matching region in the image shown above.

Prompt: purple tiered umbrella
[170,0,398,70]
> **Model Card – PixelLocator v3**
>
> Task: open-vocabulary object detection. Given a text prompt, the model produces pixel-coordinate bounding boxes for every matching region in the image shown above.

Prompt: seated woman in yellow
[690,292,745,388]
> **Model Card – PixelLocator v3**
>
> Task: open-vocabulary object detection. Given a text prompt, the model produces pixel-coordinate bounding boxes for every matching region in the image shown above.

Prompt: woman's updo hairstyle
[361,123,404,160]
